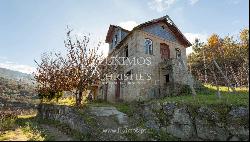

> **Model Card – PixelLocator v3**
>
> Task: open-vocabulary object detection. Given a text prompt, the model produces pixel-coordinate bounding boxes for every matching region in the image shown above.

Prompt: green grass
[0,116,17,132]
[42,96,76,106]
[156,84,249,106]
[36,118,86,141]
[0,114,54,141]
[42,84,248,113]
[16,115,55,141]
[82,84,249,116]
[0,128,29,141]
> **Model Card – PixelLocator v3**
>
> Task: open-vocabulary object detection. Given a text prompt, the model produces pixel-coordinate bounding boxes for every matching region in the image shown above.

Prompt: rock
[145,120,160,131]
[162,102,176,116]
[227,126,249,141]
[0,103,4,107]
[38,104,89,134]
[160,127,167,132]
[37,103,249,141]
[166,107,194,140]
[142,106,154,118]
[90,106,128,125]
[229,107,249,118]
[227,107,249,141]
[229,136,240,141]
[195,118,229,141]
[142,105,161,131]
[197,107,219,121]
[90,107,119,116]
[150,102,162,111]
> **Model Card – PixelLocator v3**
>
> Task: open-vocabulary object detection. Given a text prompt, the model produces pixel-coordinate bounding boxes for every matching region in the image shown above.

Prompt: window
[114,35,118,45]
[176,48,181,58]
[144,38,153,55]
[165,74,170,83]
[126,70,132,76]
[160,43,170,60]
[125,45,128,57]
[109,42,113,51]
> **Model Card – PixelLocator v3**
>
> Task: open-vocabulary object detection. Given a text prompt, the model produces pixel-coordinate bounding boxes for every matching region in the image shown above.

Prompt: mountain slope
[0,67,37,105]
[0,67,34,84]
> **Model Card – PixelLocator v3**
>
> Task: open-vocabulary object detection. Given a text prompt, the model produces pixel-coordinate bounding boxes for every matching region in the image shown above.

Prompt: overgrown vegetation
[0,76,38,105]
[188,29,249,87]
[156,84,249,106]
[34,28,104,106]
[42,96,76,106]
[147,129,179,141]
[0,111,17,132]
[0,114,54,141]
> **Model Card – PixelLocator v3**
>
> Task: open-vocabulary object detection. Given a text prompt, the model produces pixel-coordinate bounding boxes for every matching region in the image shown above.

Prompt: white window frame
[144,38,153,55]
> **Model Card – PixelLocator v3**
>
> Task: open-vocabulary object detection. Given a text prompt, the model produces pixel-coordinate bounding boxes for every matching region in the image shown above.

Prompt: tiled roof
[105,15,192,58]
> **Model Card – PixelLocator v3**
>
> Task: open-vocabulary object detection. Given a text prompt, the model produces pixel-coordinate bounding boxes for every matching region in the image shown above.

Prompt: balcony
[159,58,178,70]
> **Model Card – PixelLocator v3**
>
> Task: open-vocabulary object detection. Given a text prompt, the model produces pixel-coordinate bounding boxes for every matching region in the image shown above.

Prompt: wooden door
[160,43,170,60]
[115,78,120,100]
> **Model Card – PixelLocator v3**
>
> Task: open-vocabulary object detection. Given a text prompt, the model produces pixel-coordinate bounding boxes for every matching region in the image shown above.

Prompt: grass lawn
[0,114,53,141]
[85,84,249,109]
[156,84,249,106]
[41,84,249,109]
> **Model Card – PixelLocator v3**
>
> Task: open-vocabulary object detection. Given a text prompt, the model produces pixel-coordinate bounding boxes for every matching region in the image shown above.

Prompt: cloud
[184,32,208,43]
[118,21,138,31]
[189,0,199,5]
[184,32,208,55]
[0,61,35,74]
[148,0,177,12]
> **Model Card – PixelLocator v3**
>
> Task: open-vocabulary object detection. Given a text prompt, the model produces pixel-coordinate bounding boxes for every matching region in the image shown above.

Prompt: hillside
[0,67,38,105]
[0,67,34,85]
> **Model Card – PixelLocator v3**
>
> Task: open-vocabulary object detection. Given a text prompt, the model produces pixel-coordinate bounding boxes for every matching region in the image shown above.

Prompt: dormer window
[144,38,153,55]
[114,35,118,45]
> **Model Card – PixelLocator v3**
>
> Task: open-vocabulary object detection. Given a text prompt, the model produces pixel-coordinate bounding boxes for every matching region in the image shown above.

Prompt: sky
[0,0,249,73]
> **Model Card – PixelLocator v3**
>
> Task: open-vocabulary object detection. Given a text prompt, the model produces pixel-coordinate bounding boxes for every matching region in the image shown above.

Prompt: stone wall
[37,104,130,141]
[140,102,249,141]
[38,103,249,141]
[37,104,90,134]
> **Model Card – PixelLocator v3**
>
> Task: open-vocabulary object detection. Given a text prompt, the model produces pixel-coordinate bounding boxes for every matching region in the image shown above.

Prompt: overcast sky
[0,0,249,73]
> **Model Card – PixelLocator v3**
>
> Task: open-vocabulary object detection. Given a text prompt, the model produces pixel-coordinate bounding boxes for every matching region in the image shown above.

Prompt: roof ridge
[110,24,131,32]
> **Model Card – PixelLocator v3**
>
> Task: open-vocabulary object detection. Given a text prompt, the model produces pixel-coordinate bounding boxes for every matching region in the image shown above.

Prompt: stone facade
[99,16,193,102]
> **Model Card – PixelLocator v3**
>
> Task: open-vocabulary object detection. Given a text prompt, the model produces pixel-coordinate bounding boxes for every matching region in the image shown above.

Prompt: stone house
[98,15,193,102]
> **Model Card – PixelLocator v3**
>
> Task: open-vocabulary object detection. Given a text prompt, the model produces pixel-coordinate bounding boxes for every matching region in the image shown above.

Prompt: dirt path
[40,124,74,141]
[0,128,29,141]
[0,125,75,141]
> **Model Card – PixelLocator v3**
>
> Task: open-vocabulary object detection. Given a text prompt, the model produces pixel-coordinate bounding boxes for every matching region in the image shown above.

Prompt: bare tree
[64,29,104,106]
[34,52,70,102]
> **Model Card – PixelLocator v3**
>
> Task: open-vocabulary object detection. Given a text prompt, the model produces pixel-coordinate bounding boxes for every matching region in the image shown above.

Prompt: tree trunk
[203,50,207,84]
[75,90,79,106]
[77,90,83,106]
[211,68,221,99]
[213,60,236,94]
[75,87,84,106]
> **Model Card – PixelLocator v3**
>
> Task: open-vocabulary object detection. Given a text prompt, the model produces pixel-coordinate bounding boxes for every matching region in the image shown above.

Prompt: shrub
[179,85,192,96]
[0,111,17,131]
